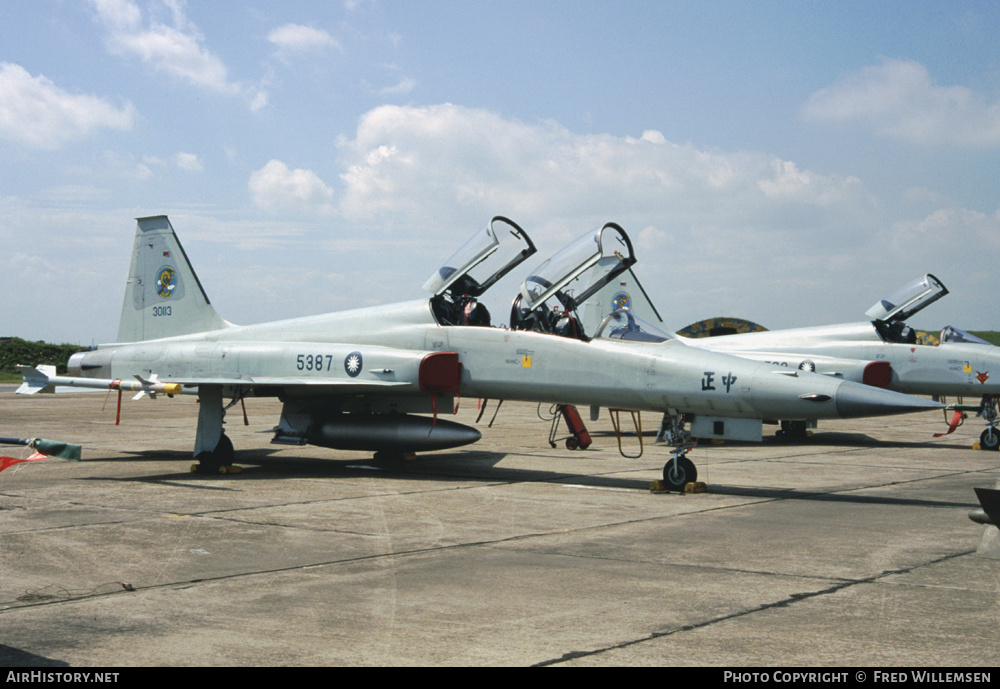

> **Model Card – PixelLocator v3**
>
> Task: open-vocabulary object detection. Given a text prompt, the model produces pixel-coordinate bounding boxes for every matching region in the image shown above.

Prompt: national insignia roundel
[344,352,363,377]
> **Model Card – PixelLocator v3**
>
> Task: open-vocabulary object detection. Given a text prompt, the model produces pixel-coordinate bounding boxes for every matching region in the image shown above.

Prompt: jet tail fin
[117,216,230,342]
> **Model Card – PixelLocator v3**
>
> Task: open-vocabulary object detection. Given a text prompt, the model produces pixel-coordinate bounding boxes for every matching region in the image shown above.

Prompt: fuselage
[682,321,1000,397]
[70,300,925,423]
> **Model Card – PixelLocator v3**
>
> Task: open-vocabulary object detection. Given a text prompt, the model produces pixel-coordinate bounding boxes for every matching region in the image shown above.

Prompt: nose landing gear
[662,445,698,492]
[656,412,699,492]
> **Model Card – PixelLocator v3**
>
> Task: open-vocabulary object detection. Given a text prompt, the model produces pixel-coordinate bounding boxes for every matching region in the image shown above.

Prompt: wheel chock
[974,443,982,450]
[190,463,241,474]
[649,480,708,494]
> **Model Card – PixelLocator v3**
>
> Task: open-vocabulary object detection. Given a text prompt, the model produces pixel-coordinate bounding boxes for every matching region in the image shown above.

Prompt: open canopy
[520,222,635,312]
[423,216,536,298]
[865,274,948,323]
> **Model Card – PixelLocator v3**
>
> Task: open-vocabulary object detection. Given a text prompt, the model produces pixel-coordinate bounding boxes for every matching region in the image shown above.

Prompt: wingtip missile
[16,365,191,397]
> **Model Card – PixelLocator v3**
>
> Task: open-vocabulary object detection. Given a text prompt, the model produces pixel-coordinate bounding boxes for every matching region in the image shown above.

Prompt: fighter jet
[17,216,942,490]
[672,274,1000,449]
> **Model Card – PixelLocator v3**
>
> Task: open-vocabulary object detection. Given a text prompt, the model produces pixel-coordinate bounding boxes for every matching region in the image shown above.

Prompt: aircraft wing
[165,375,411,390]
[20,344,473,461]
[20,344,459,397]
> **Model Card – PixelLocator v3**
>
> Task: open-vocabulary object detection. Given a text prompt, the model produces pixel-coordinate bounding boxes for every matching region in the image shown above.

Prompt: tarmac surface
[1,387,998,667]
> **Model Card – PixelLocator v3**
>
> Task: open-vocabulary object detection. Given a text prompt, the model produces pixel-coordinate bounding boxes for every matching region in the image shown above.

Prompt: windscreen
[941,326,991,345]
[594,309,674,343]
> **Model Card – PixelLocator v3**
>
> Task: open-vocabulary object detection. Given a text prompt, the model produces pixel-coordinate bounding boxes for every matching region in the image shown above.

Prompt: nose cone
[833,381,944,419]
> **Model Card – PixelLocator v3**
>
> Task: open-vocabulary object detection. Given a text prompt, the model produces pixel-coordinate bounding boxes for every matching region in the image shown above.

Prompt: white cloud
[889,207,1000,255]
[0,62,134,149]
[802,59,1000,148]
[337,104,876,247]
[89,0,266,108]
[380,77,417,96]
[249,90,269,112]
[336,104,1000,329]
[267,24,340,53]
[249,159,334,214]
[174,151,202,172]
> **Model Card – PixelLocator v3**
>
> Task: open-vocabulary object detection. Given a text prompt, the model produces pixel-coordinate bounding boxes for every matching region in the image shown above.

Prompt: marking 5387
[297,354,332,371]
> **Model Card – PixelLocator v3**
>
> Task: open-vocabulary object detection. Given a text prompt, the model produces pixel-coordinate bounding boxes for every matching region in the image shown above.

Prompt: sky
[1,0,999,345]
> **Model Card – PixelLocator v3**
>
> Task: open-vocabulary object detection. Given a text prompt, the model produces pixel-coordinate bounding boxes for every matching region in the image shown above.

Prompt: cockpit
[426,219,643,342]
[424,216,536,327]
[863,275,989,347]
[868,274,948,344]
[510,222,636,340]
[940,326,991,346]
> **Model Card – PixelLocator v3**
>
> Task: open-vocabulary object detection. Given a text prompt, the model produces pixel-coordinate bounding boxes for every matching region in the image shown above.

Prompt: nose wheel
[661,443,697,492]
[656,413,699,492]
[978,397,999,451]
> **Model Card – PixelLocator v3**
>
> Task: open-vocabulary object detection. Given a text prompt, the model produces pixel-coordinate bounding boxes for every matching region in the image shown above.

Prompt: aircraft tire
[195,433,235,472]
[980,428,1000,451]
[374,450,405,461]
[662,455,697,492]
[216,433,235,464]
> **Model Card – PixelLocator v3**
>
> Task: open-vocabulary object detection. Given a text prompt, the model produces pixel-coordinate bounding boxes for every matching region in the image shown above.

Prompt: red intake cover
[419,352,462,395]
[863,361,892,388]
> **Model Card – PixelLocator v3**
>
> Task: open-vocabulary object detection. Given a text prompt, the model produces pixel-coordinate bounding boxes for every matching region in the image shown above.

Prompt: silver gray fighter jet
[17,216,942,490]
[671,274,1000,449]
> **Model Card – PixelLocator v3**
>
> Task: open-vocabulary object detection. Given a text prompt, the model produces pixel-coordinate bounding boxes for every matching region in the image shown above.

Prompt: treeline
[0,337,86,375]
[970,332,1000,346]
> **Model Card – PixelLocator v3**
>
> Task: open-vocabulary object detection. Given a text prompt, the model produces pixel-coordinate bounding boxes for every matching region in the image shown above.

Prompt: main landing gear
[193,433,235,473]
[191,384,241,473]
